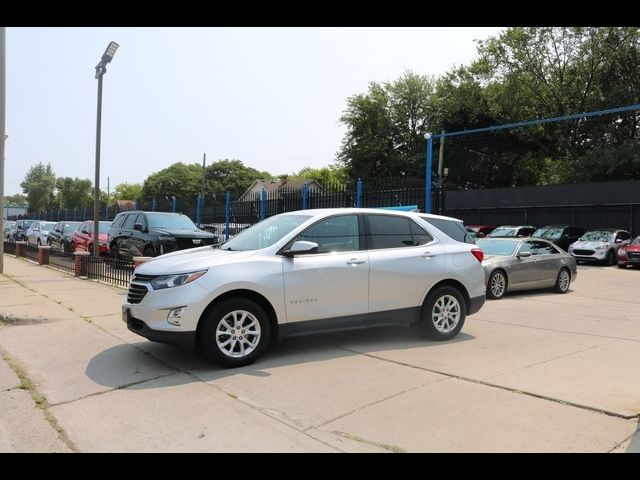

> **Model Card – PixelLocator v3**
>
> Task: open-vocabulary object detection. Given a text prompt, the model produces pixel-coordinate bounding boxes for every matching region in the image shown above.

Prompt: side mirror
[82,229,89,234]
[133,223,144,232]
[615,239,623,244]
[282,240,319,257]
[517,251,532,258]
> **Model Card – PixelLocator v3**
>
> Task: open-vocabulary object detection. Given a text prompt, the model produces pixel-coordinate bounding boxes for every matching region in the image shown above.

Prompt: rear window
[420,216,474,244]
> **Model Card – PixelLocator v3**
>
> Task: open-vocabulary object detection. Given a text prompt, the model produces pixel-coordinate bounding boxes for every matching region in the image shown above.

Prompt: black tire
[606,250,616,266]
[419,285,466,341]
[486,270,507,299]
[617,263,627,269]
[554,267,571,293]
[199,298,271,367]
[37,238,41,247]
[143,245,155,257]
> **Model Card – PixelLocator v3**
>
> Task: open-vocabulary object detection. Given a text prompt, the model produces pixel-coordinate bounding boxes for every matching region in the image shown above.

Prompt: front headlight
[99,241,107,247]
[595,244,608,250]
[150,270,208,290]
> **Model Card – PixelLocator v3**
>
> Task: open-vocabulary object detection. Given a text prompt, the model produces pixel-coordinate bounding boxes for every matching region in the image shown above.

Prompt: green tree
[4,194,28,206]
[205,159,272,198]
[55,177,93,209]
[141,162,203,203]
[20,163,56,212]
[292,164,349,187]
[113,182,143,202]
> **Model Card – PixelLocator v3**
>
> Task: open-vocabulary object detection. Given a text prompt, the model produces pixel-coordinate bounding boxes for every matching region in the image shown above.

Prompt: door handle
[421,251,439,258]
[346,258,366,265]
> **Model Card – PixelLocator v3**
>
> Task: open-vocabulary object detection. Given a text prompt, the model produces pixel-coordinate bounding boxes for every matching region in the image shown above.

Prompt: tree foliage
[141,159,271,202]
[20,163,57,212]
[338,27,640,188]
[55,177,93,209]
[4,194,28,206]
[113,182,143,202]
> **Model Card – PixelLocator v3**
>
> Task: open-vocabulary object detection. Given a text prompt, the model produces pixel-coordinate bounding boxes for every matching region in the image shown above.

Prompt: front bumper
[569,251,608,262]
[124,308,196,350]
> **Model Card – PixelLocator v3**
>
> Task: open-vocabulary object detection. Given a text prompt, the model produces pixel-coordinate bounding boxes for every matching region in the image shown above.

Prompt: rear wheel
[554,268,571,293]
[419,285,466,341]
[487,270,507,299]
[199,298,271,367]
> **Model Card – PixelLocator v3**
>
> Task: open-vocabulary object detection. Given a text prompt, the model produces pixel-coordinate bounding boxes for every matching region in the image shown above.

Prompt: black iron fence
[2,241,16,255]
[48,250,75,275]
[23,243,39,262]
[87,256,134,289]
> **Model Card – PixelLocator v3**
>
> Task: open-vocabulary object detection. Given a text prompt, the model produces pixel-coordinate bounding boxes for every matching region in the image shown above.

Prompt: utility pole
[437,130,445,214]
[0,28,6,274]
[201,153,206,209]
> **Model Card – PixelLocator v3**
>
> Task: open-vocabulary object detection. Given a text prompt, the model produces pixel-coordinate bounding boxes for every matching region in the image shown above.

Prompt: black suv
[531,225,586,251]
[108,211,218,259]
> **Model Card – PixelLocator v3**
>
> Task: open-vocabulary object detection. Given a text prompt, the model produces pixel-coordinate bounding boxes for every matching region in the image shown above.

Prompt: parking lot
[1,255,639,452]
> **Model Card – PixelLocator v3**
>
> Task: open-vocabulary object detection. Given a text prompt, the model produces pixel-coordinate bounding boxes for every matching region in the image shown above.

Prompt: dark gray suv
[108,211,217,260]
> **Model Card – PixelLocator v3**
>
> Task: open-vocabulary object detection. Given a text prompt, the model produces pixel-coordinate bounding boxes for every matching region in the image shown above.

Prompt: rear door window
[420,217,474,244]
[368,215,420,250]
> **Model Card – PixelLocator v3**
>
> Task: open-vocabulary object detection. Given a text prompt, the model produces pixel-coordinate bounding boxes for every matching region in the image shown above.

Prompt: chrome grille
[628,252,640,259]
[127,283,149,304]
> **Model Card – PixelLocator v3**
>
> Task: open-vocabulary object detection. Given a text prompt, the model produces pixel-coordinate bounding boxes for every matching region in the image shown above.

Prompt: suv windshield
[476,238,518,256]
[147,214,198,230]
[221,214,311,251]
[580,231,613,242]
[532,228,563,240]
[62,223,81,234]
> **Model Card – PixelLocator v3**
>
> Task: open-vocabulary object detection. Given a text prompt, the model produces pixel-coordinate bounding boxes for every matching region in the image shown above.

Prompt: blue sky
[5,27,503,196]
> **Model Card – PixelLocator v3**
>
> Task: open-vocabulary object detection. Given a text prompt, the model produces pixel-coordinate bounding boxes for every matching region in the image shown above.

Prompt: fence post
[302,183,309,210]
[105,203,109,221]
[83,207,87,221]
[38,245,51,265]
[260,189,266,221]
[225,192,231,241]
[73,251,90,277]
[425,133,433,213]
[152,196,157,212]
[65,208,68,221]
[356,178,363,208]
[172,196,177,213]
[73,207,77,221]
[196,194,202,226]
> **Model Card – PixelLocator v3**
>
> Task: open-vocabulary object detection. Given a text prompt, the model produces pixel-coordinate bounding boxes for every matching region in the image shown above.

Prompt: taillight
[471,248,484,262]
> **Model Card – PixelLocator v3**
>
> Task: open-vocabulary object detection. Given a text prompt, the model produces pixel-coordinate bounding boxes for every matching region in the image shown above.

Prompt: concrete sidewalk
[1,254,638,452]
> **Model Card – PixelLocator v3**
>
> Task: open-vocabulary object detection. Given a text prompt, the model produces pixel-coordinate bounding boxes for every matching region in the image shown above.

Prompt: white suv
[122,208,487,367]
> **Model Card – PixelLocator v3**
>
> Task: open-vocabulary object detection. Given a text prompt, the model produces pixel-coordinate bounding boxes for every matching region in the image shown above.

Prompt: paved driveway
[1,256,639,452]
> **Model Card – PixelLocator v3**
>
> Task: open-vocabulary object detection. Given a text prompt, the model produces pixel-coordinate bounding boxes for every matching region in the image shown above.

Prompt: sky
[4,27,504,197]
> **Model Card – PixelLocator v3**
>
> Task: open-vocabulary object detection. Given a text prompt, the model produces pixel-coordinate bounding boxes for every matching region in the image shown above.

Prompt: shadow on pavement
[84,324,475,389]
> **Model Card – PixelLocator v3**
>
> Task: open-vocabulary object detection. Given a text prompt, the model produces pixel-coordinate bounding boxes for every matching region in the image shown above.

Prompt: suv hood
[150,227,215,239]
[135,246,258,275]
[571,240,611,249]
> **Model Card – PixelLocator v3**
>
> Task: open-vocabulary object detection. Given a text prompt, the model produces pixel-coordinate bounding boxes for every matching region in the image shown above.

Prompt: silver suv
[568,229,631,265]
[122,208,487,367]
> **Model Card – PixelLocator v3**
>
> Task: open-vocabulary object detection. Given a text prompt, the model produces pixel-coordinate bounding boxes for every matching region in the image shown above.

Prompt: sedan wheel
[554,268,571,293]
[606,250,616,266]
[487,270,507,299]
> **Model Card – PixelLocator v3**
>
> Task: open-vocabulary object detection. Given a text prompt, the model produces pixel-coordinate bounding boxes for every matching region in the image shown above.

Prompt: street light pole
[92,41,118,258]
[0,28,6,274]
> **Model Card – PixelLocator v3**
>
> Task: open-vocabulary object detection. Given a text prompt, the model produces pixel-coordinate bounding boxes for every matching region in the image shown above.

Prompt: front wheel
[606,250,616,266]
[199,298,271,367]
[419,286,466,341]
[554,268,571,293]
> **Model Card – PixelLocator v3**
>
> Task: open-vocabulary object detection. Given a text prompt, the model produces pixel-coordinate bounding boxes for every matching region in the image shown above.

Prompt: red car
[465,225,495,238]
[71,221,112,257]
[617,236,640,268]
